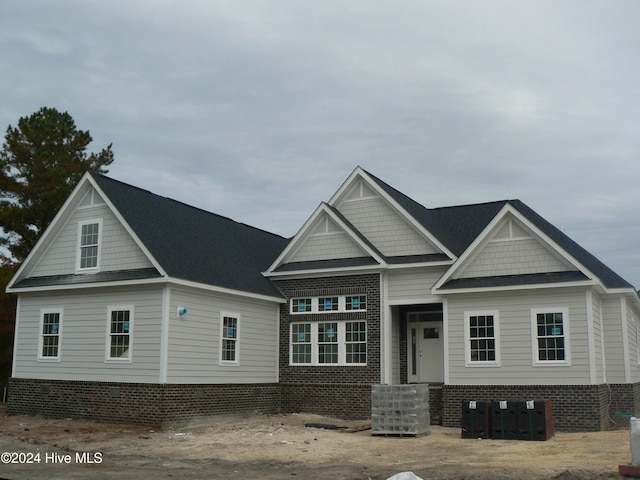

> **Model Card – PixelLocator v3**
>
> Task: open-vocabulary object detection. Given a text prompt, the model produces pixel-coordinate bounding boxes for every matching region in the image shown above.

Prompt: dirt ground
[0,405,632,480]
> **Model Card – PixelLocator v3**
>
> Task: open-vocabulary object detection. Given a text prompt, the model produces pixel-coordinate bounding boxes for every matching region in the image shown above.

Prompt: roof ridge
[91,172,286,240]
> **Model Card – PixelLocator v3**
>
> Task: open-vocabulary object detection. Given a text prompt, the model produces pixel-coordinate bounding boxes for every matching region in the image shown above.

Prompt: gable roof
[88,173,289,298]
[364,168,633,290]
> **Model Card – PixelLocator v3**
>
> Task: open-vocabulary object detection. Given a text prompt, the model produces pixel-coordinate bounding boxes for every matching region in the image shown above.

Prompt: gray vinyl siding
[460,238,572,278]
[30,191,153,277]
[446,288,591,385]
[602,297,625,383]
[166,287,279,383]
[13,286,163,382]
[337,196,440,257]
[627,301,640,383]
[387,267,446,303]
[591,291,604,383]
[289,233,365,263]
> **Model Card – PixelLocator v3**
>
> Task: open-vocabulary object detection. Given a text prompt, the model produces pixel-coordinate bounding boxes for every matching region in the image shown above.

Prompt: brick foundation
[280,383,372,420]
[8,378,280,428]
[442,384,616,432]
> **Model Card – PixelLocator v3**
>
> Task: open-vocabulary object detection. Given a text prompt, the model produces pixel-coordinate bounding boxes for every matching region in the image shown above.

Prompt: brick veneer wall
[608,383,640,428]
[442,384,612,432]
[273,274,380,420]
[8,378,280,428]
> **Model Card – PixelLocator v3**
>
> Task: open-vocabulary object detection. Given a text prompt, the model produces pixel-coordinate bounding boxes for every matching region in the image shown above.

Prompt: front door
[407,318,444,383]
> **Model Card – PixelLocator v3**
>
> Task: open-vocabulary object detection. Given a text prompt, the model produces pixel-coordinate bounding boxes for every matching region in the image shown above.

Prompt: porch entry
[407,309,444,383]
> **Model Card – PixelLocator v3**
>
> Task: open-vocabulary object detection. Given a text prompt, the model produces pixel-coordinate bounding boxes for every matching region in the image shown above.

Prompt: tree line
[0,107,114,389]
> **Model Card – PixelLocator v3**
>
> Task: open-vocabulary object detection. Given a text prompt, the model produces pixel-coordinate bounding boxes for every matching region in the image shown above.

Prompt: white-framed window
[38,308,62,361]
[464,311,500,366]
[290,295,367,314]
[77,219,102,271]
[106,306,133,362]
[291,323,312,364]
[531,308,570,365]
[290,321,367,365]
[292,298,312,313]
[345,321,367,364]
[220,312,240,365]
[346,295,367,311]
[318,297,339,312]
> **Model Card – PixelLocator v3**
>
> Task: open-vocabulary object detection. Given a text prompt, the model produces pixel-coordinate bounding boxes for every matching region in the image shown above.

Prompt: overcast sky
[1,1,639,288]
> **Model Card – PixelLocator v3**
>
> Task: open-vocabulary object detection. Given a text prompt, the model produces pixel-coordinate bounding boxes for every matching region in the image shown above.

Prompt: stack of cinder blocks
[371,384,431,436]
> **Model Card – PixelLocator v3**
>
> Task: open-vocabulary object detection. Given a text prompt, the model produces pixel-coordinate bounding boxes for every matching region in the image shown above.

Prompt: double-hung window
[464,311,500,366]
[290,321,367,365]
[106,306,133,362]
[532,308,570,364]
[77,219,102,271]
[39,308,62,361]
[220,312,240,365]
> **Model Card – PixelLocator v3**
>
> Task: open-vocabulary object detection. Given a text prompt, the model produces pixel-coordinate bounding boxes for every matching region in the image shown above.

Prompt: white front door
[408,320,444,383]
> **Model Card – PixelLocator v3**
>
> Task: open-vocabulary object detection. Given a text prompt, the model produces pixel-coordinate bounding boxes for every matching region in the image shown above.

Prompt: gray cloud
[1,0,638,287]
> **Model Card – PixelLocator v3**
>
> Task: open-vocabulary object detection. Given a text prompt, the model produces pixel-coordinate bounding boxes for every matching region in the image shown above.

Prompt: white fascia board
[264,202,385,274]
[433,279,599,296]
[7,172,94,289]
[432,203,601,292]
[330,167,456,260]
[87,175,168,278]
[8,275,286,304]
[386,260,453,270]
[264,203,325,274]
[264,264,384,280]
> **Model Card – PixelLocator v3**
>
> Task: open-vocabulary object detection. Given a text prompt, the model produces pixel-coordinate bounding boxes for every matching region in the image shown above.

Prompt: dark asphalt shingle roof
[364,169,634,290]
[91,173,289,298]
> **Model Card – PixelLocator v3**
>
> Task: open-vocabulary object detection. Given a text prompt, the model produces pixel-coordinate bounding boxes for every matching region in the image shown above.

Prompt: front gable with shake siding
[6,166,640,431]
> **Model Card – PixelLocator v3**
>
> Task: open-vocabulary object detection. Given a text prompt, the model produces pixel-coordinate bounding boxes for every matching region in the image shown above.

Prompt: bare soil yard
[0,406,632,479]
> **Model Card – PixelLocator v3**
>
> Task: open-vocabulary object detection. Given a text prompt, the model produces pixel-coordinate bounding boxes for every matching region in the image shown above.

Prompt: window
[318,297,339,312]
[533,309,569,364]
[292,298,312,313]
[291,323,312,364]
[464,311,500,366]
[39,309,62,360]
[290,321,367,365]
[290,295,367,314]
[220,313,239,365]
[346,295,366,311]
[78,219,102,271]
[345,321,367,364]
[107,307,132,362]
[318,322,339,363]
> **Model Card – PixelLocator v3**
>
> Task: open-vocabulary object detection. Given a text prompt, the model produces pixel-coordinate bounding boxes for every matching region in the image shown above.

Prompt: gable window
[107,306,132,362]
[290,321,367,365]
[464,311,500,366]
[292,298,312,313]
[39,308,62,360]
[532,308,570,365]
[318,297,339,312]
[78,219,102,271]
[220,313,239,365]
